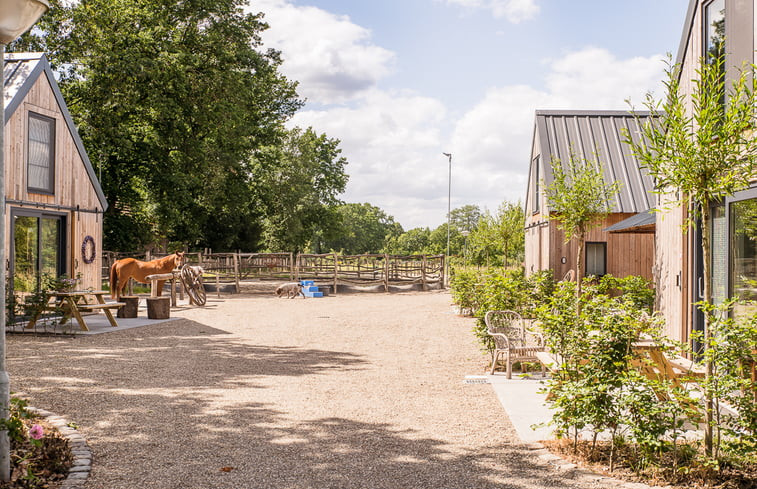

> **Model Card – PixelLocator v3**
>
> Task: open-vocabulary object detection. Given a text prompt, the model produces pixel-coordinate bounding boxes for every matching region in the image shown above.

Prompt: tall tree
[13,0,303,251]
[323,203,402,254]
[253,127,348,252]
[545,155,619,297]
[449,205,481,234]
[626,54,757,456]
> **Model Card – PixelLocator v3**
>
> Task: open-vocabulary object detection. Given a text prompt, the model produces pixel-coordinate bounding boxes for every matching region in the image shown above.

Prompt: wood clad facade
[657,0,757,344]
[524,111,655,283]
[3,53,106,291]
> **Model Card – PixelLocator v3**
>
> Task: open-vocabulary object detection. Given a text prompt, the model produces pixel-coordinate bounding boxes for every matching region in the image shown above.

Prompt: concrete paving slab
[6,302,181,335]
[487,374,555,442]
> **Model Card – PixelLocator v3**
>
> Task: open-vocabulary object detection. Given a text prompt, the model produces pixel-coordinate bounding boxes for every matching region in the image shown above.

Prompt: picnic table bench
[26,290,125,331]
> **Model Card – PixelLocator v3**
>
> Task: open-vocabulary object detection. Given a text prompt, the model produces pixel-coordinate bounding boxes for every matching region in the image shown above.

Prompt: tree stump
[117,296,140,318]
[146,297,170,320]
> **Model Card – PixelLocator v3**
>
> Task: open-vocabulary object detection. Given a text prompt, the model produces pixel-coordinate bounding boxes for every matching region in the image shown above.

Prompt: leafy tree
[323,203,402,254]
[449,205,481,233]
[383,227,431,255]
[13,0,303,251]
[428,222,463,256]
[626,54,757,456]
[466,201,524,267]
[545,155,619,299]
[253,127,348,252]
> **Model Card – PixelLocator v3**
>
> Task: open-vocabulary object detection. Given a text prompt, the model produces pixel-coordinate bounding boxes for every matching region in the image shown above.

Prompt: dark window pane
[28,114,54,192]
[585,242,606,277]
[731,198,757,317]
[13,216,38,293]
[705,0,725,63]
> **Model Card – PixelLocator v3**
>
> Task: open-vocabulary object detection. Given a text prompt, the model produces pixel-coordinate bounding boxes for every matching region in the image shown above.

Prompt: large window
[12,210,65,293]
[27,112,55,194]
[704,0,725,63]
[585,242,606,277]
[532,156,540,214]
[731,197,757,317]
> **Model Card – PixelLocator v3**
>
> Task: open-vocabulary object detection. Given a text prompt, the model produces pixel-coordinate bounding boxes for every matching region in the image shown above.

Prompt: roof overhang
[604,209,656,234]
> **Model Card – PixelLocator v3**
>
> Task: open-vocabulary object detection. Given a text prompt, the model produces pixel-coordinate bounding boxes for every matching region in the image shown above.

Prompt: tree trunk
[575,229,585,316]
[701,201,715,457]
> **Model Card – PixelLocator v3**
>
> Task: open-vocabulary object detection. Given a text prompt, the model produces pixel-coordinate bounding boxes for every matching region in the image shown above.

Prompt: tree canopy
[13,0,349,252]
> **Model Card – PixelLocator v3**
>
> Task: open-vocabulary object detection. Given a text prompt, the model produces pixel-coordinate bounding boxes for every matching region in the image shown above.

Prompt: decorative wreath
[81,235,96,264]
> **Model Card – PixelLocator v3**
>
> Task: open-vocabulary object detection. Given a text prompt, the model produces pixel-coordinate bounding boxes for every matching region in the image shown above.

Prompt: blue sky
[249,0,691,229]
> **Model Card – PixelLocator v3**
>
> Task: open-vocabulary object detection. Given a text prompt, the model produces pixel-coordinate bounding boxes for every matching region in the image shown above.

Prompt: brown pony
[110,252,185,300]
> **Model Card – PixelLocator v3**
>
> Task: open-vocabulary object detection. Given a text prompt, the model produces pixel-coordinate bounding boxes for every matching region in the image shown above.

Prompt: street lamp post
[0,0,50,481]
[442,152,452,285]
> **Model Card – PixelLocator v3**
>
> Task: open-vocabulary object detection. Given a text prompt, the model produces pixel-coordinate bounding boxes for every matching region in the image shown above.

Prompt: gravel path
[7,290,606,488]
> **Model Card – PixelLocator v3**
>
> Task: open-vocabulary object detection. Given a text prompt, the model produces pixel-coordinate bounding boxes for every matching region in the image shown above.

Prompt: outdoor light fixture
[0,0,49,43]
[0,0,50,481]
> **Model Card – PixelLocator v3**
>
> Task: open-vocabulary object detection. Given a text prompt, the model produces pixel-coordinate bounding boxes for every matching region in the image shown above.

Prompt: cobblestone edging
[26,407,91,488]
[523,442,669,489]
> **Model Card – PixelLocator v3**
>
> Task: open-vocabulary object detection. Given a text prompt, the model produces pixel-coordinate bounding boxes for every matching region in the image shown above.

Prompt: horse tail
[110,262,119,300]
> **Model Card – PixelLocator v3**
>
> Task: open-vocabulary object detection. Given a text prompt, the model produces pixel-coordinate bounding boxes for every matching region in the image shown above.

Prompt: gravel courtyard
[7,290,606,489]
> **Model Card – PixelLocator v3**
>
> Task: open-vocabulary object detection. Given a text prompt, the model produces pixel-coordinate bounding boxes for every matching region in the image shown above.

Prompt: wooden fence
[102,252,445,294]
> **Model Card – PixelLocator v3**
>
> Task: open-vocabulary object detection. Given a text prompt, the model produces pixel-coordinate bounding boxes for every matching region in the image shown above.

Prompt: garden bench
[484,310,546,378]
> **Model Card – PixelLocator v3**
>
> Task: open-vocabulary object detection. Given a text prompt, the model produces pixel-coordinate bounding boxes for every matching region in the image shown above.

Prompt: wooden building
[524,110,656,283]
[3,52,107,293]
[656,0,757,344]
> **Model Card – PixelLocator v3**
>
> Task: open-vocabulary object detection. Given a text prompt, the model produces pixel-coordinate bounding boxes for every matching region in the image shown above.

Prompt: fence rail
[102,251,445,294]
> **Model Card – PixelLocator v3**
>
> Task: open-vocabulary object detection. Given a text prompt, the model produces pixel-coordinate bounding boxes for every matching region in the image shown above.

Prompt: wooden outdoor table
[26,290,125,331]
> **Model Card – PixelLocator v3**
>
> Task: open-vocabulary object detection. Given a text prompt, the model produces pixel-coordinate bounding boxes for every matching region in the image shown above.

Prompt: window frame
[584,241,607,278]
[532,156,540,215]
[27,111,56,195]
[702,0,726,63]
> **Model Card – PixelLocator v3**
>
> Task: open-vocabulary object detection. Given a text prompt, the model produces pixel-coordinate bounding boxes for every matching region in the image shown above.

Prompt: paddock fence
[103,252,445,295]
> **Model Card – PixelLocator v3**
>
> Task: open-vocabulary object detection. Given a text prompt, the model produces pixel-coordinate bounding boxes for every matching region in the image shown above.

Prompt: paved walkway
[7,291,607,489]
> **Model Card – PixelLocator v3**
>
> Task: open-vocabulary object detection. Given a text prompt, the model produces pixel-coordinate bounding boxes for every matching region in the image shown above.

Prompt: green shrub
[536,280,696,470]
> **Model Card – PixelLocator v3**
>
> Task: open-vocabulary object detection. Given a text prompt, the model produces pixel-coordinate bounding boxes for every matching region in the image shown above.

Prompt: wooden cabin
[524,110,656,283]
[3,52,107,294]
[657,0,757,344]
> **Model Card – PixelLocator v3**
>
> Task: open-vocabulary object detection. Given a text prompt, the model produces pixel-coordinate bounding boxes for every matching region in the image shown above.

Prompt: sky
[246,0,691,230]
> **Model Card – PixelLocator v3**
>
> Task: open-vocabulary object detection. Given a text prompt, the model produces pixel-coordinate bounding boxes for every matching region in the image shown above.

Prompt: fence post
[384,254,390,293]
[333,252,338,296]
[233,253,240,293]
[441,255,446,289]
[422,255,427,291]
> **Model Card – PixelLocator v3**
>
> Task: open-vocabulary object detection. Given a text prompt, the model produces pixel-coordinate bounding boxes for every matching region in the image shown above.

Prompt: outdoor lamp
[0,0,49,44]
[0,0,50,482]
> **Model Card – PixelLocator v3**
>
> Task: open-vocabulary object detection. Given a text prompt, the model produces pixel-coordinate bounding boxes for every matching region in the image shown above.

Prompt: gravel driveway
[7,290,606,488]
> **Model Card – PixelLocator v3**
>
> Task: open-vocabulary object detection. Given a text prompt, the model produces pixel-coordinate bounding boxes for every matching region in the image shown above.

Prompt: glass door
[12,211,66,293]
[730,196,757,317]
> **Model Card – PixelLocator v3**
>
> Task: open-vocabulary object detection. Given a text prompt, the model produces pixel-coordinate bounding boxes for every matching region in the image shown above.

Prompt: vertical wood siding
[3,73,103,289]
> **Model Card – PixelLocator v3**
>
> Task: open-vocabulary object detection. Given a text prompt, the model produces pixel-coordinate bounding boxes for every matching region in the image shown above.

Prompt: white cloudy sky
[247,0,690,230]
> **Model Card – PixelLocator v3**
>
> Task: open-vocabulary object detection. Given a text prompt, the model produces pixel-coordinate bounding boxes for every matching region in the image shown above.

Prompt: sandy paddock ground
[6,290,606,489]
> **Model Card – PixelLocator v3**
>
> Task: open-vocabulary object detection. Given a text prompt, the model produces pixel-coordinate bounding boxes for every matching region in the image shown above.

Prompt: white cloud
[252,1,666,229]
[447,48,665,218]
[290,90,451,228]
[249,0,395,104]
[445,0,540,23]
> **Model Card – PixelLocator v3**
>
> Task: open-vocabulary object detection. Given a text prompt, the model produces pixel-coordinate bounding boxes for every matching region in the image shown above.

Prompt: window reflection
[731,198,757,317]
[704,0,725,63]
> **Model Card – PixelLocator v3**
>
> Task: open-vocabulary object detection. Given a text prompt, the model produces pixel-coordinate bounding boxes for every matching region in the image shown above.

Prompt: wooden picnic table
[26,290,125,332]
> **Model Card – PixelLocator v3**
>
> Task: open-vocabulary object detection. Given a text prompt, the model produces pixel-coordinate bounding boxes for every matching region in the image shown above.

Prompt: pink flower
[28,424,43,440]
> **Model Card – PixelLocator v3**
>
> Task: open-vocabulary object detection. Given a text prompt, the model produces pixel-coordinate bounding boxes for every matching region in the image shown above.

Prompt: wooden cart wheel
[180,264,207,306]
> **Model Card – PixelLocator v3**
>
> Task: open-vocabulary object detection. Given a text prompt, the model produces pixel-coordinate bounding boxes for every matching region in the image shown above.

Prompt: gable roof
[531,110,655,214]
[4,52,108,211]
[675,0,699,73]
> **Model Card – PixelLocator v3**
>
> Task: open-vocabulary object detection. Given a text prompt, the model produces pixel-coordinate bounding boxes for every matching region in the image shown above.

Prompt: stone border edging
[26,407,91,488]
[523,442,669,489]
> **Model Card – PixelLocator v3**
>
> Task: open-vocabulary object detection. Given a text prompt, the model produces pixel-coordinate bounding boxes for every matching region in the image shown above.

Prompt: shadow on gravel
[6,318,585,489]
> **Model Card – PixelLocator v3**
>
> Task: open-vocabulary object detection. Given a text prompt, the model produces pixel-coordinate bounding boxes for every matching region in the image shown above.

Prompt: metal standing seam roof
[3,52,108,211]
[533,110,656,214]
